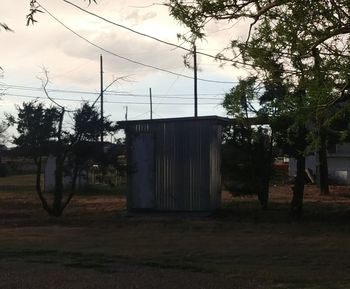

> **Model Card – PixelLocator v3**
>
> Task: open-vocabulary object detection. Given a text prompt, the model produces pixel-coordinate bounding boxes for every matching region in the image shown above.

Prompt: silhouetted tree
[168,0,350,218]
[9,101,116,216]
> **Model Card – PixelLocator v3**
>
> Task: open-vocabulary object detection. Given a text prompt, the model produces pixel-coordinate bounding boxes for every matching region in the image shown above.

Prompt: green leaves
[223,77,259,118]
[73,102,115,142]
[26,0,98,26]
[11,101,61,157]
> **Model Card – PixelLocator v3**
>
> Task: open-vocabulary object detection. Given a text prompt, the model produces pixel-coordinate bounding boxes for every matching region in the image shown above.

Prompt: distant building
[44,155,87,192]
[289,143,350,185]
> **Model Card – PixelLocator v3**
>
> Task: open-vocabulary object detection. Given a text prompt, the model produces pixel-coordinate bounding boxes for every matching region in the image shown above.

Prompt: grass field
[1,178,350,288]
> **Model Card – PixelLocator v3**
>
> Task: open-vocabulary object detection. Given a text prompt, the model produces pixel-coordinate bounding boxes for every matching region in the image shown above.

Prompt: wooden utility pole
[100,54,104,145]
[149,88,153,120]
[193,44,198,117]
[124,105,128,121]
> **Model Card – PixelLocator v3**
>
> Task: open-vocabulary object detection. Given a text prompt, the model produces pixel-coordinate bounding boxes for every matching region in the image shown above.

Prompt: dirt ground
[1,184,350,289]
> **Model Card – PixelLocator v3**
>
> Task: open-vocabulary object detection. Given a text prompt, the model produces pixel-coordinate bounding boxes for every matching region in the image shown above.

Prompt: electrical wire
[37,2,236,84]
[4,92,222,105]
[1,83,227,99]
[62,0,240,66]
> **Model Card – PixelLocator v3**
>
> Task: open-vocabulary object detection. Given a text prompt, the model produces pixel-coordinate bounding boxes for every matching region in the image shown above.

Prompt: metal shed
[119,116,227,212]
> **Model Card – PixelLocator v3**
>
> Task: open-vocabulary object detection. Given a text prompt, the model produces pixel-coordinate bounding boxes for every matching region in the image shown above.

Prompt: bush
[222,125,272,197]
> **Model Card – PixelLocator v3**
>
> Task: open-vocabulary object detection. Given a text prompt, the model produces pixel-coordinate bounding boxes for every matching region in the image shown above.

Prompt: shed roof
[118,115,229,128]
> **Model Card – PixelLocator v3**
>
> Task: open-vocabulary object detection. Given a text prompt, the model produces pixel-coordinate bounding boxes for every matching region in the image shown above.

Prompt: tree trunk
[258,177,269,210]
[34,156,51,214]
[291,154,305,219]
[290,125,307,219]
[61,168,78,212]
[318,129,330,195]
[52,155,64,216]
[51,109,65,217]
[257,134,272,210]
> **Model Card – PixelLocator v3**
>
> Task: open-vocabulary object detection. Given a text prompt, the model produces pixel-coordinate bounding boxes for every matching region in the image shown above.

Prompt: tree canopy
[9,100,116,216]
[168,0,350,216]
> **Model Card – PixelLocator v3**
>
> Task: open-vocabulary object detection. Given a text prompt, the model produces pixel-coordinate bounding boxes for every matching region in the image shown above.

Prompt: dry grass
[1,180,350,288]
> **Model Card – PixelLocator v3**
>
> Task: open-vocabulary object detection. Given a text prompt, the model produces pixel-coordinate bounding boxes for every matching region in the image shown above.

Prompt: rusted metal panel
[120,116,227,212]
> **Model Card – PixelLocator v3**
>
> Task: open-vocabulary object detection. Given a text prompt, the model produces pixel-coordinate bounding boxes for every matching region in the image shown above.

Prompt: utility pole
[124,105,128,121]
[100,54,104,145]
[149,87,153,120]
[193,44,198,117]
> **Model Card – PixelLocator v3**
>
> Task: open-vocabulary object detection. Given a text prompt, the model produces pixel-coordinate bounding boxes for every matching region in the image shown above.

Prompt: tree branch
[311,26,350,50]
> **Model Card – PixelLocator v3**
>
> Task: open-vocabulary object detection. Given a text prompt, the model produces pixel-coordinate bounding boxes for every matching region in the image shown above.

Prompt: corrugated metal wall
[123,117,225,211]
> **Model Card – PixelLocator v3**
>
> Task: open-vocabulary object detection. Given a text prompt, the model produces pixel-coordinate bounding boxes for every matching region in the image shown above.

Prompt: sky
[0,0,248,136]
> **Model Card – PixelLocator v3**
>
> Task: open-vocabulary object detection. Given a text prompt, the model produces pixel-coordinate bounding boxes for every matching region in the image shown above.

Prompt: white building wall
[44,155,87,192]
[288,143,350,185]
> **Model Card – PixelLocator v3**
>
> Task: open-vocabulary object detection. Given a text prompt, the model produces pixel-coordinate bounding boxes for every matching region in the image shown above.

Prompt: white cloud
[0,0,247,124]
[124,10,157,25]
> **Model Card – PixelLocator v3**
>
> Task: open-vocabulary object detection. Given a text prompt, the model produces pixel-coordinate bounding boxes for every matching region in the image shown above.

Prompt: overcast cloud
[1,0,247,128]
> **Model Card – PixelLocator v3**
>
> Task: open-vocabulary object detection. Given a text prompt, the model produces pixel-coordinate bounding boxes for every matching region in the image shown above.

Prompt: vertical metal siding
[126,118,224,211]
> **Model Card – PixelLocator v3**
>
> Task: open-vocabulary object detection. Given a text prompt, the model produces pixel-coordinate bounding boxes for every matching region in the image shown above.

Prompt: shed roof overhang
[118,115,229,128]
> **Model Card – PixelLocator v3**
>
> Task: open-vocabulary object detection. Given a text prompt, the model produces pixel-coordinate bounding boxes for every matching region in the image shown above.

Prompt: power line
[4,93,223,105]
[62,0,242,67]
[37,2,236,85]
[1,83,227,99]
[1,84,101,95]
[63,0,186,52]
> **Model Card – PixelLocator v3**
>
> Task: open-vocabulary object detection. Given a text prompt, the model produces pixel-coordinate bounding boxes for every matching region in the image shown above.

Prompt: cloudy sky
[1,0,247,129]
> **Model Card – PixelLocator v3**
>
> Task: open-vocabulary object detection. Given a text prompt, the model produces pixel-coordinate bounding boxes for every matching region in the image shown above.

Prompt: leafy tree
[9,101,116,216]
[0,123,8,145]
[168,0,350,217]
[69,102,116,193]
[8,101,62,214]
[222,77,273,209]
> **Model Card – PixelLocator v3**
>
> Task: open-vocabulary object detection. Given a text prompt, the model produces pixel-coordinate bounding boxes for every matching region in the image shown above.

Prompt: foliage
[168,0,350,215]
[222,77,273,208]
[26,0,97,26]
[9,101,61,159]
[9,101,117,216]
[0,121,10,146]
[222,125,270,194]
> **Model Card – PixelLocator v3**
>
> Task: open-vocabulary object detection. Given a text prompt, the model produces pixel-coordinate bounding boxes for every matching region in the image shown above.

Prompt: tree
[167,0,350,217]
[69,102,116,193]
[222,77,273,209]
[9,101,62,215]
[9,101,116,216]
[0,121,9,145]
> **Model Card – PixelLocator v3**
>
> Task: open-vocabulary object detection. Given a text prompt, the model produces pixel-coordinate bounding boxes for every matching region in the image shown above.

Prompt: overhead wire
[62,0,238,64]
[4,92,223,105]
[1,83,227,99]
[62,0,187,52]
[37,2,236,84]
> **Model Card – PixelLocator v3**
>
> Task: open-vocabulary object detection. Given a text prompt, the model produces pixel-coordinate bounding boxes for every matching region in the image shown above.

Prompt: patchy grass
[0,174,37,186]
[0,174,38,193]
[75,183,127,196]
[1,185,350,288]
